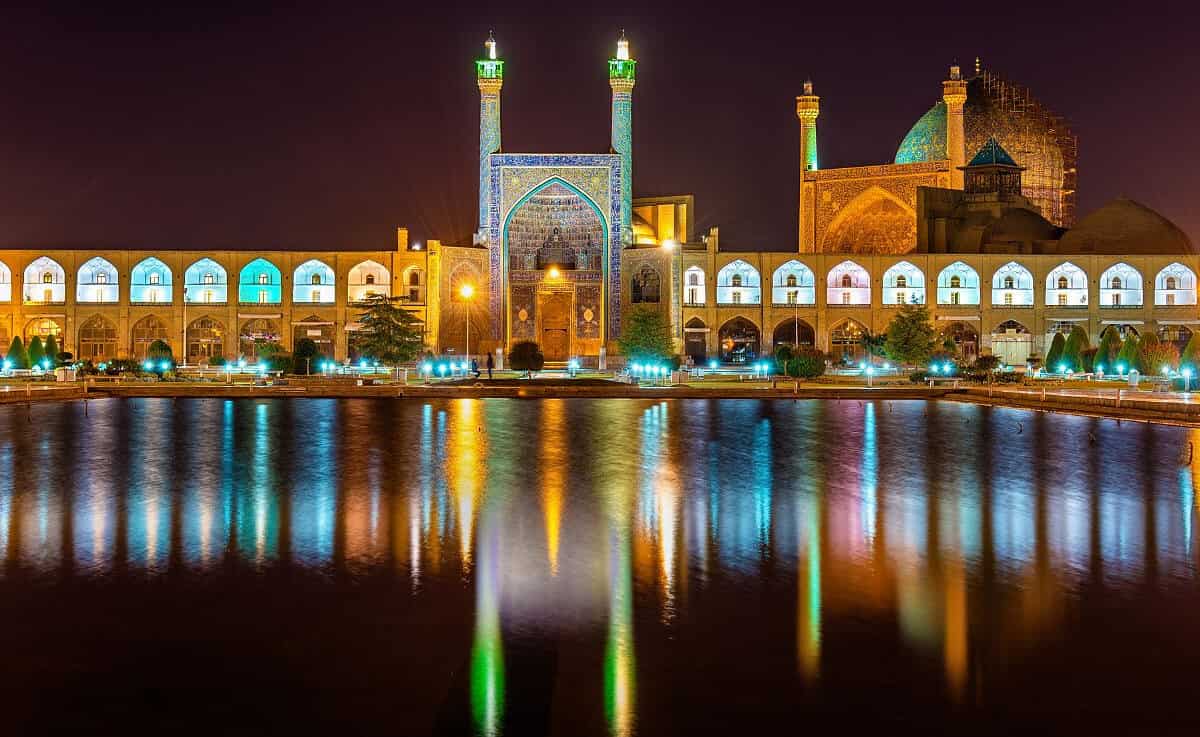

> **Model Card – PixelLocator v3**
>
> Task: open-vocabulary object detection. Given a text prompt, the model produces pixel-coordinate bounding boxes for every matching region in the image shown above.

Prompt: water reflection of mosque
[4,398,1200,729]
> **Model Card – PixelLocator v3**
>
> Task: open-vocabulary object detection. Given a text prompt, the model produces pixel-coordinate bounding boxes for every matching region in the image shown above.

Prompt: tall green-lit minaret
[608,31,636,245]
[476,31,503,235]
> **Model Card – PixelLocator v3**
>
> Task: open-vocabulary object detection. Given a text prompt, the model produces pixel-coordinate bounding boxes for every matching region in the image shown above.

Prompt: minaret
[943,63,968,189]
[609,31,636,245]
[476,31,504,235]
[795,80,820,252]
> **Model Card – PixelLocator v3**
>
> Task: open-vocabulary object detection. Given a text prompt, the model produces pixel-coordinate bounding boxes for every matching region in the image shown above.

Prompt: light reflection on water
[1,396,1199,735]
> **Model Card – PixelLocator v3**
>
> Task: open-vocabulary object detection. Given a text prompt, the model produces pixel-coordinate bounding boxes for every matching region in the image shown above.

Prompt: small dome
[632,212,657,245]
[1058,198,1194,255]
[984,208,1060,245]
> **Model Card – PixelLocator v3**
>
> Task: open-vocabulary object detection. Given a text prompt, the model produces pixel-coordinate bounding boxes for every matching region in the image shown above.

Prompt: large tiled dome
[895,71,1076,227]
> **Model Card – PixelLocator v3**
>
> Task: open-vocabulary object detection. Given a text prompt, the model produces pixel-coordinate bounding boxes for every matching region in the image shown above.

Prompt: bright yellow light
[548,267,561,279]
[460,284,475,300]
[662,239,678,252]
[616,32,629,61]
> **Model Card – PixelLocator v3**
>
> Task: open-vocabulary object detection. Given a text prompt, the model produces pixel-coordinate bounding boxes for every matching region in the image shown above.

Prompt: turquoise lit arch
[238,258,282,304]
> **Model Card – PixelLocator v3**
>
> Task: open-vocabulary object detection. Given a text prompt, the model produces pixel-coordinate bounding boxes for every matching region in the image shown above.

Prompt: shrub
[1136,333,1161,373]
[1115,334,1140,373]
[292,338,323,375]
[1080,347,1099,374]
[43,335,59,366]
[973,355,1001,372]
[785,347,826,379]
[28,336,45,368]
[147,339,173,362]
[507,341,544,375]
[5,336,28,369]
[1139,336,1179,375]
[1045,332,1066,372]
[774,344,795,366]
[207,355,227,367]
[1096,327,1123,369]
[1061,325,1090,372]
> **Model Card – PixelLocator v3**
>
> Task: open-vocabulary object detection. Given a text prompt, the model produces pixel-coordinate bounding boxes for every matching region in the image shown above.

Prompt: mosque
[0,33,1193,368]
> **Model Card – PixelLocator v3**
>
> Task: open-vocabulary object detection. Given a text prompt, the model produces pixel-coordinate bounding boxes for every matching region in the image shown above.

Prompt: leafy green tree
[43,335,59,366]
[28,336,44,368]
[1180,332,1200,374]
[507,340,544,377]
[1045,332,1066,372]
[617,306,674,363]
[1061,325,1090,371]
[1080,347,1099,373]
[1095,327,1123,370]
[350,294,425,365]
[883,303,938,366]
[5,336,28,369]
[974,355,1001,372]
[1115,334,1140,373]
[773,344,795,366]
[860,331,888,359]
[785,347,827,379]
[292,338,323,375]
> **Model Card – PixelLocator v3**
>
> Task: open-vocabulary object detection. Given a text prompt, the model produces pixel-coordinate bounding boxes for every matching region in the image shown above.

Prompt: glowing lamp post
[1184,368,1193,393]
[459,283,475,364]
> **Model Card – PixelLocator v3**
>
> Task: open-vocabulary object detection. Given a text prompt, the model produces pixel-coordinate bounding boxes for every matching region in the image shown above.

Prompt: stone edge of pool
[5,384,1200,426]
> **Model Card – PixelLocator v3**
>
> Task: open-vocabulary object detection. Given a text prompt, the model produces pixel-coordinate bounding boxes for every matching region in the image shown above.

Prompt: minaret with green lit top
[609,31,636,245]
[476,31,504,235]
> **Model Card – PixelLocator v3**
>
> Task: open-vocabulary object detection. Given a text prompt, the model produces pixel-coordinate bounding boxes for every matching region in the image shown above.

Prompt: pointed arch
[631,263,661,303]
[771,260,815,305]
[130,257,173,303]
[717,316,760,362]
[1155,262,1197,306]
[348,260,391,302]
[186,315,227,364]
[990,261,1034,306]
[76,256,119,303]
[78,314,119,361]
[936,261,979,305]
[1045,261,1088,307]
[1098,262,1142,307]
[0,259,11,302]
[131,314,171,359]
[716,260,761,304]
[825,260,871,305]
[881,260,925,304]
[820,185,917,254]
[684,265,707,305]
[238,258,282,304]
[829,318,869,363]
[292,259,336,304]
[184,258,228,303]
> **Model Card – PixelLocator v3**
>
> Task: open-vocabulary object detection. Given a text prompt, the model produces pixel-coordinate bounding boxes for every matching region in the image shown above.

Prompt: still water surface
[1,397,1198,735]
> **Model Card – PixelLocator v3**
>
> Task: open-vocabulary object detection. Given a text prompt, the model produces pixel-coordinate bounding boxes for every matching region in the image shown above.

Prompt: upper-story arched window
[293,260,335,303]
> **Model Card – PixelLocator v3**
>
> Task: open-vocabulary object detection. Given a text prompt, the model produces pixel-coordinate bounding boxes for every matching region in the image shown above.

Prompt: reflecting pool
[1,397,1199,735]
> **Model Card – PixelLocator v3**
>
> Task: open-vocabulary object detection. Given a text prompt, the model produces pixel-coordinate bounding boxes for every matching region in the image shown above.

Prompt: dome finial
[616,29,630,61]
[485,30,497,60]
[975,56,982,76]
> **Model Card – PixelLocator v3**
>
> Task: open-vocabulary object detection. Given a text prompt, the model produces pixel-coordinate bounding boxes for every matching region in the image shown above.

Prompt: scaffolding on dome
[975,69,1078,227]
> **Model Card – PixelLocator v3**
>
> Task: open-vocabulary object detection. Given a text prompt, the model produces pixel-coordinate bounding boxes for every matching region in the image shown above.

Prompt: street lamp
[459,283,475,363]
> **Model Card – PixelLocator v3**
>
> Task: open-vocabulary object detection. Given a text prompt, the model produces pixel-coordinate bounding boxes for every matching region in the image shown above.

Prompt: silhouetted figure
[471,359,481,379]
[486,352,494,380]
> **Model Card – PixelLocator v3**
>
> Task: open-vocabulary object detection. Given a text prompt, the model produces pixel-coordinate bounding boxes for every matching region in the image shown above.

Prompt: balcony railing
[239,301,282,308]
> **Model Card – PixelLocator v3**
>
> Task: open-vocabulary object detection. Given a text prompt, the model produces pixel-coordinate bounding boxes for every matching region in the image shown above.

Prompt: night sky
[1,2,1195,252]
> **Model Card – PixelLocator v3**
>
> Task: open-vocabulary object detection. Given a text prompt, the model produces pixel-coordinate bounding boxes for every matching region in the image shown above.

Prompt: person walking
[486,352,494,380]
[471,358,481,379]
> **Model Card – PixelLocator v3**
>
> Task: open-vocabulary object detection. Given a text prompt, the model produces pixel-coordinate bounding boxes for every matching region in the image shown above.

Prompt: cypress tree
[27,336,44,368]
[1115,333,1140,373]
[1095,327,1122,371]
[43,334,59,365]
[1062,325,1090,372]
[1181,332,1200,374]
[5,336,28,369]
[1045,332,1066,372]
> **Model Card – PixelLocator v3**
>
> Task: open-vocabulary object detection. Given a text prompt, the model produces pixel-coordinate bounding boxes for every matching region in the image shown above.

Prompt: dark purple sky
[1,2,1195,252]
